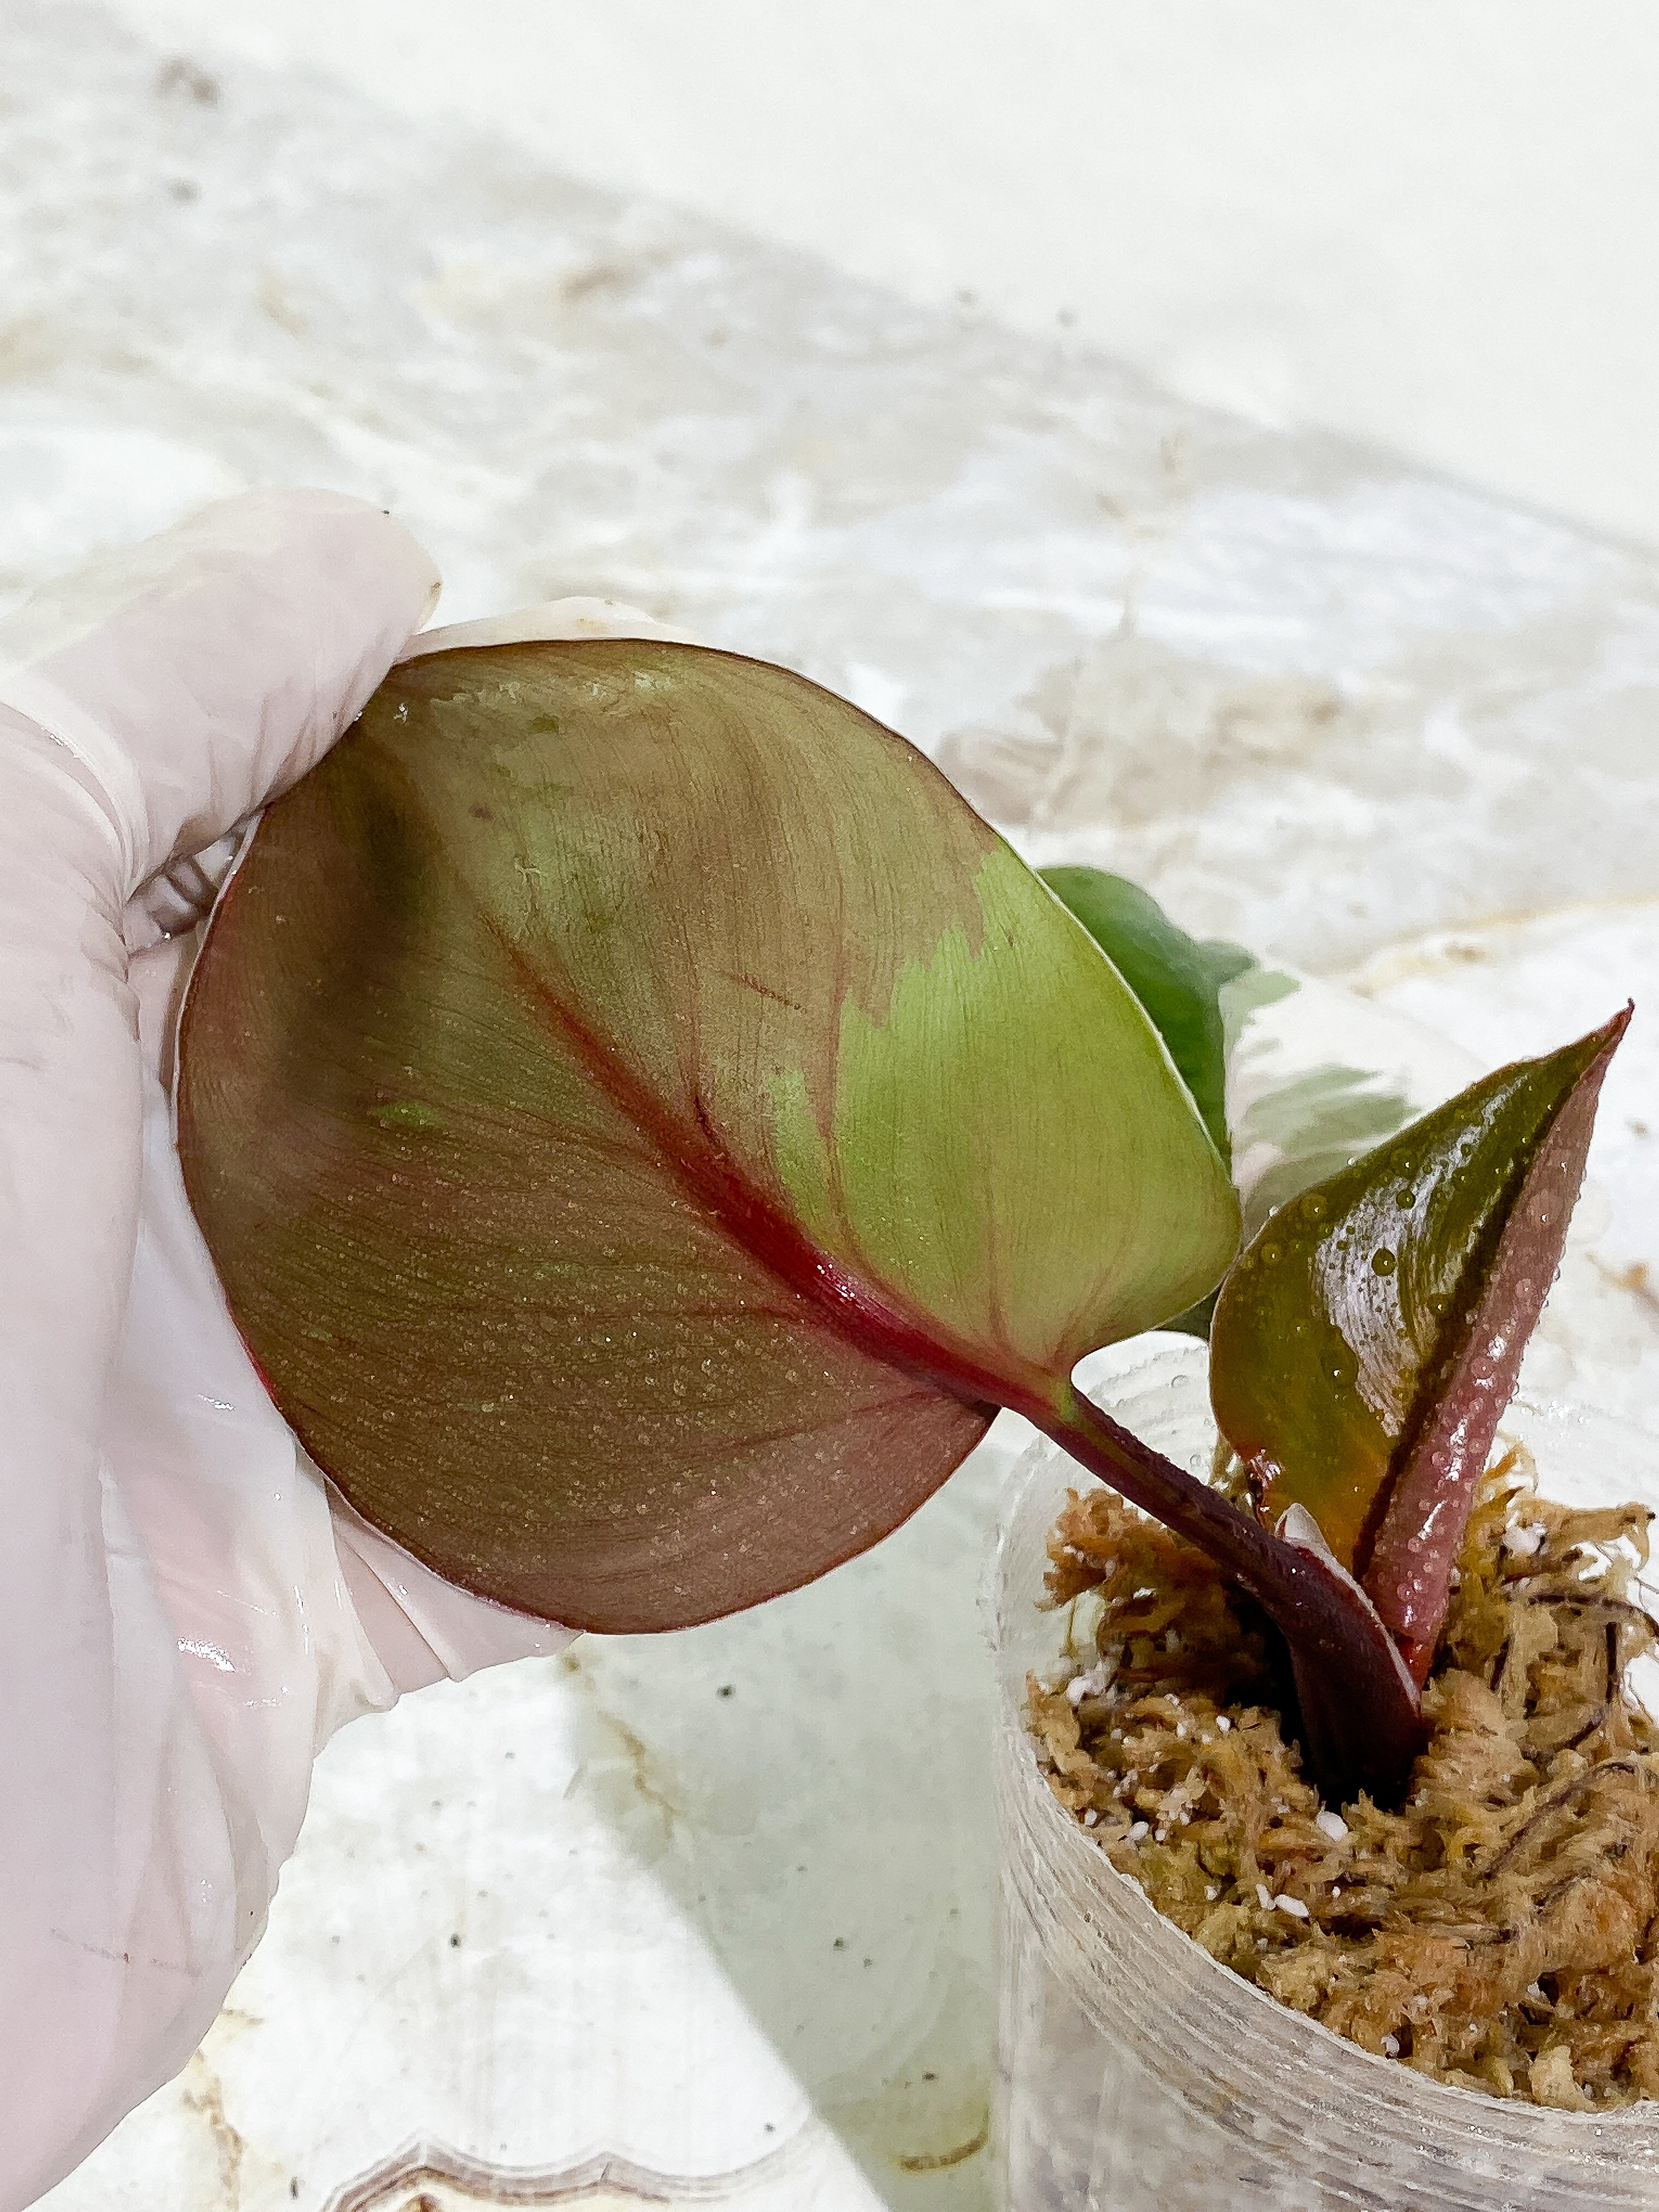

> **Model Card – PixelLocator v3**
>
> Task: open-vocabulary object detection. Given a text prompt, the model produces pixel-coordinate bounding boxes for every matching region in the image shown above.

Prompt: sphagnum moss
[1028,1447,1659,2109]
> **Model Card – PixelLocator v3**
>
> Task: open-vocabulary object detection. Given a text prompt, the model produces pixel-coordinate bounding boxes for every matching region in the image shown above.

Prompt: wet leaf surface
[1209,1012,1628,1675]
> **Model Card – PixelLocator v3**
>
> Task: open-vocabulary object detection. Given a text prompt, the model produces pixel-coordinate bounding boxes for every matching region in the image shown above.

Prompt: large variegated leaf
[178,641,1237,1632]
[1208,1012,1627,1674]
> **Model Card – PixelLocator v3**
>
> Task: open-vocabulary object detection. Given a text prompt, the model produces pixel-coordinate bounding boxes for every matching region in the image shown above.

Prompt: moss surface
[1029,1448,1659,2108]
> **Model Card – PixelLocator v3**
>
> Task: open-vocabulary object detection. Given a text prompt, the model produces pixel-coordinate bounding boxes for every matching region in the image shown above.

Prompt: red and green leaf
[1209,1011,1629,1680]
[178,633,1626,1805]
[178,641,1238,1633]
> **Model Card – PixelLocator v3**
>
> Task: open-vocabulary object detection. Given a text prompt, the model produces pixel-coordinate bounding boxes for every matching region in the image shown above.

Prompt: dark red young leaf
[1210,1009,1630,1685]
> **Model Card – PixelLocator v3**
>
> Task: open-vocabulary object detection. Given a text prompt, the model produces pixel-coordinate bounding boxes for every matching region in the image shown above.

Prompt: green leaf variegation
[178,641,1238,1634]
[1039,864,1246,1164]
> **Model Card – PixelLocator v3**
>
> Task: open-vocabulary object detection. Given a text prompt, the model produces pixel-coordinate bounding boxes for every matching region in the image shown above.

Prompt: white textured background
[103,0,1659,548]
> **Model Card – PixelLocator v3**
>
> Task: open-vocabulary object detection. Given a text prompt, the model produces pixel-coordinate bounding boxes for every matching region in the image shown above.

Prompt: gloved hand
[0,492,673,2210]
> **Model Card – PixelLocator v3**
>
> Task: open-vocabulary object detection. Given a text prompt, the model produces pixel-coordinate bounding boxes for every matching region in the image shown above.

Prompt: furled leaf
[1207,1012,1628,1677]
[1040,865,1241,1163]
[178,641,1238,1633]
[1363,1012,1629,1678]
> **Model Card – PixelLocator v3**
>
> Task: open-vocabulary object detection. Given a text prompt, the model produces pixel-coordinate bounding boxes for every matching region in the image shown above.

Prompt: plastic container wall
[988,1333,1659,2211]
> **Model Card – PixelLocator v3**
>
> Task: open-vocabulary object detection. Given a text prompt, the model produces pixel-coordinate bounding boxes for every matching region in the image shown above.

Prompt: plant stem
[1039,1381,1425,1804]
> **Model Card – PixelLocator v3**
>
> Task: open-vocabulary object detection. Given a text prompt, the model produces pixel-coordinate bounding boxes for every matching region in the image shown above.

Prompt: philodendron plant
[177,640,1626,1806]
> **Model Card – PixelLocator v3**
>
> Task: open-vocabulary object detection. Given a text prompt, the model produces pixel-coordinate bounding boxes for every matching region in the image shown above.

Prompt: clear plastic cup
[988,1333,1659,2211]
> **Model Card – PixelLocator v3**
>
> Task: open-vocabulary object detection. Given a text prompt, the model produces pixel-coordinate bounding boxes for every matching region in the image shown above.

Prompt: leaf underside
[178,641,1237,1633]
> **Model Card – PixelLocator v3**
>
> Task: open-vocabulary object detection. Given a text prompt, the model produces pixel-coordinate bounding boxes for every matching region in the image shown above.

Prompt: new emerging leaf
[1209,1011,1630,1680]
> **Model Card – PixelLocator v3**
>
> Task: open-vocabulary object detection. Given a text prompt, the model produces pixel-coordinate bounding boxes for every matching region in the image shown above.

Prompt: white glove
[0,494,676,2208]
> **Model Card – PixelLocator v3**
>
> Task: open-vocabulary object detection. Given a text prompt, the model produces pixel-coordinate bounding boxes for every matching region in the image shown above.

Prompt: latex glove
[0,494,675,2209]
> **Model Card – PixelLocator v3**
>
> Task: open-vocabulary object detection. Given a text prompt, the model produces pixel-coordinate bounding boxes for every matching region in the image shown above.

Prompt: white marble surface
[6,5,1658,2207]
[101,0,1659,550]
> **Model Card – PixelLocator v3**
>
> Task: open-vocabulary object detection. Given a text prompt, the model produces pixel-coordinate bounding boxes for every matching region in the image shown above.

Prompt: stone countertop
[10,6,1658,2207]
